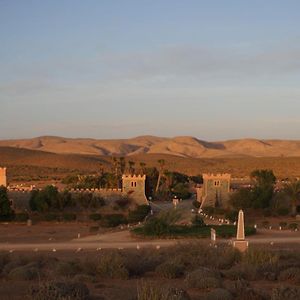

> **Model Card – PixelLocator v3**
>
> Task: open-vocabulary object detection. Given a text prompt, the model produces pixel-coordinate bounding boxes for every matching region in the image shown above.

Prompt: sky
[1,0,300,140]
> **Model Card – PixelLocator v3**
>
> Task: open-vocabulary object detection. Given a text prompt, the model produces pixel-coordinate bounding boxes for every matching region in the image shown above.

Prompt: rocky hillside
[1,136,300,158]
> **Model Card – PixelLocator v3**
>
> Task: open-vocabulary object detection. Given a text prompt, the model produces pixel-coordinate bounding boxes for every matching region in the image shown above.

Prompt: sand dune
[1,136,300,158]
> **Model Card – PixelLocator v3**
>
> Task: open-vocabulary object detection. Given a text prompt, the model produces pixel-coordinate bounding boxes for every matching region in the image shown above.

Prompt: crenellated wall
[7,174,148,211]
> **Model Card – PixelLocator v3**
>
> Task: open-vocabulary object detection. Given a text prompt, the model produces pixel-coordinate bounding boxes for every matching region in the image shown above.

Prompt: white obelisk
[233,210,248,252]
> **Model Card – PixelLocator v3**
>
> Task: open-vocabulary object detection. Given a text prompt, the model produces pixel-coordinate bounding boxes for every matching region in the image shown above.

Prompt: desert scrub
[137,280,190,300]
[185,267,221,289]
[271,285,300,300]
[55,260,82,277]
[169,242,241,271]
[202,288,233,300]
[96,251,128,279]
[243,248,279,266]
[223,264,258,281]
[124,249,164,276]
[278,267,300,284]
[28,280,89,300]
[8,263,40,281]
[155,261,184,279]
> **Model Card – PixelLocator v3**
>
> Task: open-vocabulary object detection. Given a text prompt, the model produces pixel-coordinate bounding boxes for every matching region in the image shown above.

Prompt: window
[214,180,220,187]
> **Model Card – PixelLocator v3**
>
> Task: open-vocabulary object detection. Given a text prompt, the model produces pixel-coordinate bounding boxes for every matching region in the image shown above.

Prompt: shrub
[288,223,298,230]
[276,207,289,216]
[261,220,270,228]
[222,279,249,295]
[128,205,151,223]
[243,249,279,266]
[28,281,89,300]
[89,213,101,221]
[185,267,221,288]
[100,214,127,227]
[55,261,82,277]
[271,285,300,300]
[203,288,233,300]
[96,251,128,279]
[8,265,39,280]
[62,213,76,221]
[140,218,171,236]
[137,280,190,300]
[192,215,205,227]
[224,264,258,281]
[124,249,163,276]
[14,213,29,222]
[155,261,184,279]
[278,267,300,284]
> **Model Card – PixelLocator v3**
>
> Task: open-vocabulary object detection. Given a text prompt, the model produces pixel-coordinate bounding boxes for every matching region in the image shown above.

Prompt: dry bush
[155,261,184,279]
[222,279,249,295]
[243,249,279,266]
[55,260,82,277]
[271,285,300,300]
[96,251,129,279]
[202,288,233,300]
[28,280,89,300]
[169,242,240,272]
[278,267,300,284]
[137,280,190,300]
[185,267,221,289]
[223,263,258,281]
[123,249,163,277]
[8,263,40,281]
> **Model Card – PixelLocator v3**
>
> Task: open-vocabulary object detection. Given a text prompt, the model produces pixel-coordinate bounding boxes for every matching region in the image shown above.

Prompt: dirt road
[0,228,299,252]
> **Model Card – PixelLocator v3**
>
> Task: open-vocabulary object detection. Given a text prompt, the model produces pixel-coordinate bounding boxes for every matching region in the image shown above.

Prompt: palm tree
[283,179,300,215]
[139,162,146,175]
[119,157,126,174]
[128,161,135,175]
[155,159,165,192]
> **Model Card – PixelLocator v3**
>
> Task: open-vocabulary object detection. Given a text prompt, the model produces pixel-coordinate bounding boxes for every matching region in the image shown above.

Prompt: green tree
[283,179,300,215]
[0,186,13,218]
[251,169,276,209]
[229,188,253,210]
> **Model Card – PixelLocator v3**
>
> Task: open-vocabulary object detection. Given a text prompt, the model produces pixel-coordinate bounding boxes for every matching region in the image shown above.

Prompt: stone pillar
[236,210,245,240]
[233,209,248,252]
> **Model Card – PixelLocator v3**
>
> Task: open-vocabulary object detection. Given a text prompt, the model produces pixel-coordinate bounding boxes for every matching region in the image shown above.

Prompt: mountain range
[1,136,300,158]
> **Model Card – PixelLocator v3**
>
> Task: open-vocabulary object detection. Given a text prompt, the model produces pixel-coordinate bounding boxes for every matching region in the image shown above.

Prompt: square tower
[0,167,7,187]
[200,173,231,208]
[122,174,148,205]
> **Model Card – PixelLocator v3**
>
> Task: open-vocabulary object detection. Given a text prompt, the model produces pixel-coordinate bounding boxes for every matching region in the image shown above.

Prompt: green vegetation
[0,186,14,220]
[132,211,256,238]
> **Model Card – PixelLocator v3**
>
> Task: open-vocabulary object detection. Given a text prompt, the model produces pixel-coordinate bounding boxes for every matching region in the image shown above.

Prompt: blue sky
[1,0,300,140]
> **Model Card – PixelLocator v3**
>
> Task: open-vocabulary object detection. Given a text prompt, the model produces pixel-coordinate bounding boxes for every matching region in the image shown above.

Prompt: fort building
[0,167,7,187]
[199,173,231,208]
[122,174,148,205]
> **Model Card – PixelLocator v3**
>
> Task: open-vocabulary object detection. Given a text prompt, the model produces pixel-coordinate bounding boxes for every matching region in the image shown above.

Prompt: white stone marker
[233,210,248,252]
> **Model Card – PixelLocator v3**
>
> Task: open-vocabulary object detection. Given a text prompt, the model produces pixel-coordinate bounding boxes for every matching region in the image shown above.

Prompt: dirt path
[0,228,299,252]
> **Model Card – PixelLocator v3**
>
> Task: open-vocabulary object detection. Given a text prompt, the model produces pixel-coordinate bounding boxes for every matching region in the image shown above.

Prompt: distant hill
[1,136,300,158]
